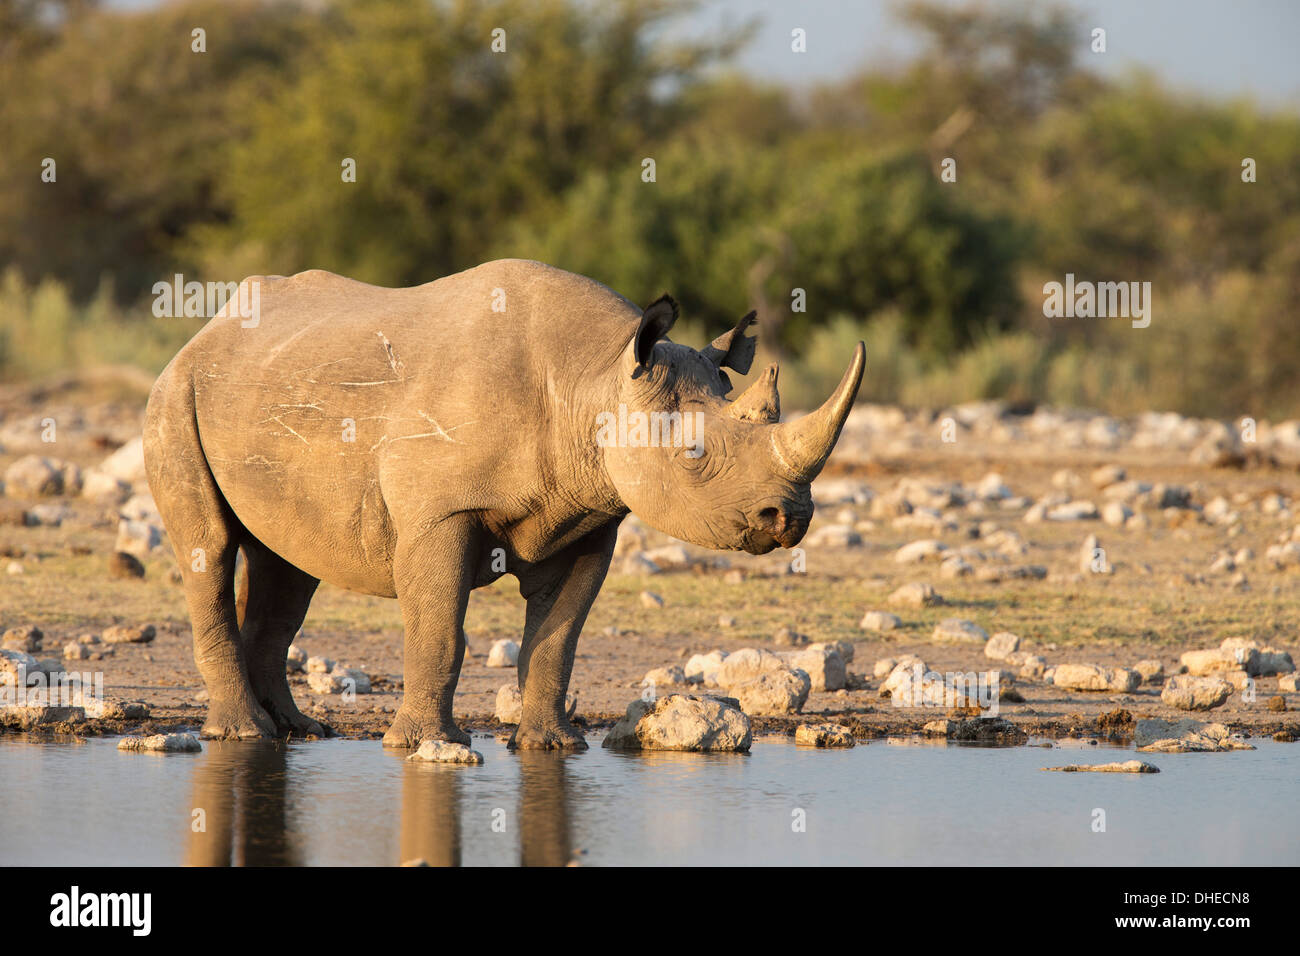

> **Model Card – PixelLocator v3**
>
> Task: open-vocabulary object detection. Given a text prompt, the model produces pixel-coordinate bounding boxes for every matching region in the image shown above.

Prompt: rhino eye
[677,446,708,469]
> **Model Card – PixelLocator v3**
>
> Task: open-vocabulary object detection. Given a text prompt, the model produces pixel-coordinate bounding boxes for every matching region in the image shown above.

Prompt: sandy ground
[2,379,1299,745]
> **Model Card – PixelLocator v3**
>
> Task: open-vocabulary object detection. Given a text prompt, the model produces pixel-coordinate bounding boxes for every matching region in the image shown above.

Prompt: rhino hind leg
[237,541,324,738]
[144,386,277,740]
[510,524,618,751]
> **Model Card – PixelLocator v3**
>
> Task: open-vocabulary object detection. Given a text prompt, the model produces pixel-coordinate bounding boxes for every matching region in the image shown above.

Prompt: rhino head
[597,295,865,555]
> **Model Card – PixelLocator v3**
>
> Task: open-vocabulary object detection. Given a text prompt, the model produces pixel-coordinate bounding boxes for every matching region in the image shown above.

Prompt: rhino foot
[508,721,589,751]
[265,699,329,739]
[382,707,470,748]
[201,697,279,740]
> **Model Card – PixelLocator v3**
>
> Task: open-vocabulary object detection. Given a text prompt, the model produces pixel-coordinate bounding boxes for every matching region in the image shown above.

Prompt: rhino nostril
[756,507,783,532]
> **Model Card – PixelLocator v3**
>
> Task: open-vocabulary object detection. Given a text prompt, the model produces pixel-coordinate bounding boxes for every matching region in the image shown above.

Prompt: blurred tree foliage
[1,0,1298,417]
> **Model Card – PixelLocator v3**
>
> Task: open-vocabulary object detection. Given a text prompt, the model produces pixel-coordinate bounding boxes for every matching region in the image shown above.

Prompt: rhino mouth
[741,530,781,555]
[740,510,810,554]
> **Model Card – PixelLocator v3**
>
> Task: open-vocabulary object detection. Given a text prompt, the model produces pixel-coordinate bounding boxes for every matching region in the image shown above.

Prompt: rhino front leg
[382,514,477,749]
[510,524,617,751]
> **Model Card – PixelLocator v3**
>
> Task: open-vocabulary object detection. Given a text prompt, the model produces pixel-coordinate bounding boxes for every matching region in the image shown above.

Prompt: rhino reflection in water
[187,743,575,866]
[144,260,864,751]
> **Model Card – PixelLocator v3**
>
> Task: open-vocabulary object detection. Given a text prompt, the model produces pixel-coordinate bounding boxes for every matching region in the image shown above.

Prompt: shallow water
[1,734,1295,866]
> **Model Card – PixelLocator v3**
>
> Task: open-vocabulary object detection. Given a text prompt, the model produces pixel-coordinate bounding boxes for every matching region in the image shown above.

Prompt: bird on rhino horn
[141,260,865,751]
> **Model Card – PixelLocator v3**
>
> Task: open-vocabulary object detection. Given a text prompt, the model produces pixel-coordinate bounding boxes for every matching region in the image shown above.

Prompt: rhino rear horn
[634,295,679,368]
[702,310,757,374]
[770,342,865,483]
[726,363,780,424]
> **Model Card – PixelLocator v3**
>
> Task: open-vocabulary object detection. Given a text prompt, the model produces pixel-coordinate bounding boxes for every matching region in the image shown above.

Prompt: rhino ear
[634,294,678,368]
[702,310,757,374]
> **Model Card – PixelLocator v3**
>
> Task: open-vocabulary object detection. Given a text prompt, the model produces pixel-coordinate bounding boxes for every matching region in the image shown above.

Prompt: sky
[108,0,1300,106]
[672,0,1300,106]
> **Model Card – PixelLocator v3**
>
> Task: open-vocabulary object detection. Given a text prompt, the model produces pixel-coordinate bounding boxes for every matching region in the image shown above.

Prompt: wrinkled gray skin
[143,260,864,749]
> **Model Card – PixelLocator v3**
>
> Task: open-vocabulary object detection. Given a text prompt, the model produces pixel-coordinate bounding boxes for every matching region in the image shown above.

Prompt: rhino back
[171,260,632,593]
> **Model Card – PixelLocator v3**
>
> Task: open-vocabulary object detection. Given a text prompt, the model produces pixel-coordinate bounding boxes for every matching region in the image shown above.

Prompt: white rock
[893,539,948,564]
[1042,760,1158,773]
[714,647,790,687]
[0,647,41,681]
[783,644,846,692]
[2,625,42,652]
[1134,659,1164,682]
[114,519,163,558]
[486,639,520,668]
[1080,533,1111,574]
[101,624,155,644]
[1181,646,1255,677]
[727,668,811,715]
[684,649,728,686]
[984,631,1021,660]
[621,552,661,575]
[1049,501,1100,521]
[286,644,308,673]
[1101,501,1133,527]
[644,544,692,569]
[806,523,862,548]
[602,694,751,751]
[887,582,942,608]
[3,456,63,497]
[859,610,901,632]
[494,684,578,723]
[119,491,161,524]
[81,469,132,504]
[331,666,371,694]
[794,723,855,748]
[407,740,483,764]
[642,664,686,687]
[1090,464,1126,488]
[99,437,147,485]
[117,733,201,753]
[307,671,344,695]
[1161,675,1233,710]
[931,618,988,644]
[975,473,1012,500]
[1135,718,1253,753]
[24,503,69,526]
[1220,638,1294,676]
[1052,663,1139,692]
[939,556,972,578]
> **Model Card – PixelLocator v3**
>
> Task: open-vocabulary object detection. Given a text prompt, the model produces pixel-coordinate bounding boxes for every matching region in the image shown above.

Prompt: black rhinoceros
[143,259,863,749]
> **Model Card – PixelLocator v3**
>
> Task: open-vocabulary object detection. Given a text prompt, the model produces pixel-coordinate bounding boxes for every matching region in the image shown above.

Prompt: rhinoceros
[143,259,863,749]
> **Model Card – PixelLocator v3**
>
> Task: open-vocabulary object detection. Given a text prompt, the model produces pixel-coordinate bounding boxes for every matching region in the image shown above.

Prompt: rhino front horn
[770,341,865,483]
